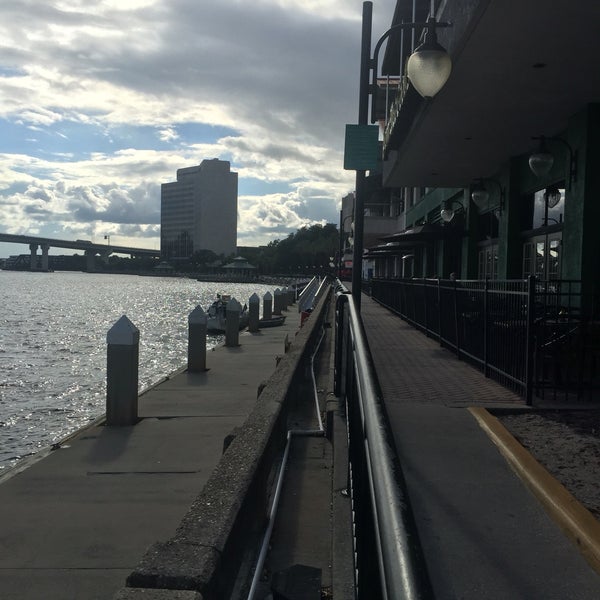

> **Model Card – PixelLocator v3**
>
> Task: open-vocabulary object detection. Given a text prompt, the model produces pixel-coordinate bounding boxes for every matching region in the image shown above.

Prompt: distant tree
[254,223,338,274]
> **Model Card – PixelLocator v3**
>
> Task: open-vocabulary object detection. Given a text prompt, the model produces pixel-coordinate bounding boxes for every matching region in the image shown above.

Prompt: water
[0,271,281,472]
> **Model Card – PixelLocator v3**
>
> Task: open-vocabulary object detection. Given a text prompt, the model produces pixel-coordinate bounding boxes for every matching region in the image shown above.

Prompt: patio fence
[369,277,600,404]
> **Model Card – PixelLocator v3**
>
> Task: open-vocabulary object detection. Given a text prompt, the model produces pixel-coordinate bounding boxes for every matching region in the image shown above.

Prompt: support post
[188,306,207,372]
[40,244,50,272]
[225,297,241,347]
[351,1,373,312]
[29,243,38,271]
[106,315,139,426]
[248,293,260,332]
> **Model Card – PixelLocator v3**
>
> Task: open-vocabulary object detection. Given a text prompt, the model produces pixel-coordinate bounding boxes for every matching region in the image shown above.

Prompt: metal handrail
[297,275,320,312]
[335,285,432,600]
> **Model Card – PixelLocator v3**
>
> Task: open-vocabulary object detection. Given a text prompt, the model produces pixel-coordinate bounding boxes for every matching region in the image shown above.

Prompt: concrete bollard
[281,287,289,311]
[273,288,282,315]
[225,297,241,347]
[106,315,139,426]
[287,286,296,305]
[188,305,207,372]
[263,291,273,320]
[248,293,260,332]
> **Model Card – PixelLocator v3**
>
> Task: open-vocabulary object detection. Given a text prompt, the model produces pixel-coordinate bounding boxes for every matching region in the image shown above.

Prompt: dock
[0,299,321,600]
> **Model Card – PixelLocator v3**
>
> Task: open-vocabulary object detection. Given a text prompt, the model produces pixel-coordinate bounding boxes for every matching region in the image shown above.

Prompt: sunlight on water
[0,271,285,472]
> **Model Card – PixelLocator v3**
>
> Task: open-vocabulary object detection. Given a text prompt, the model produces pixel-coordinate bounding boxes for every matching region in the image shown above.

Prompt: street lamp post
[339,211,354,278]
[351,1,452,310]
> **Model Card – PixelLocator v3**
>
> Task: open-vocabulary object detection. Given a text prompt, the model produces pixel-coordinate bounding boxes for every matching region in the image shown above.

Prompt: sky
[0,0,397,258]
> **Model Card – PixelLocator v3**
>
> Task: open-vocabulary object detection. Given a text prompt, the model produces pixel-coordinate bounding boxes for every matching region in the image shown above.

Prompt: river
[0,271,283,473]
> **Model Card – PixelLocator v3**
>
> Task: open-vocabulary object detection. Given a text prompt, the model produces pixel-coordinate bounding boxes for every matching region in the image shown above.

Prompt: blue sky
[0,0,396,258]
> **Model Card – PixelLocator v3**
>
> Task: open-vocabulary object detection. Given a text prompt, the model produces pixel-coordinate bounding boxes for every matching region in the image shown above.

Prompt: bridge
[0,232,160,271]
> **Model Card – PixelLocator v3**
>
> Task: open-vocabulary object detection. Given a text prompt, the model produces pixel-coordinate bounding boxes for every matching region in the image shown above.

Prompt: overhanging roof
[382,0,600,188]
[365,223,460,256]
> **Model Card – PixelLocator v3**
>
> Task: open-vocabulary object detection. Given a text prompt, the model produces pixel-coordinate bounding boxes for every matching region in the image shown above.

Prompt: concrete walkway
[0,314,301,600]
[360,295,600,599]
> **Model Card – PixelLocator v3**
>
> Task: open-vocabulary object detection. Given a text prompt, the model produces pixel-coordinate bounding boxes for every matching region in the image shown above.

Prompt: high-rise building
[161,159,238,259]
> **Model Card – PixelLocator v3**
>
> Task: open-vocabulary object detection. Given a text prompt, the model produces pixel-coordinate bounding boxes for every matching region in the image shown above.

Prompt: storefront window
[532,187,565,228]
[523,234,562,279]
[478,245,498,279]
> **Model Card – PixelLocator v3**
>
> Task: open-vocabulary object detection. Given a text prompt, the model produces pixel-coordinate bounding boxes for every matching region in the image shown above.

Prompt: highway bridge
[0,232,160,271]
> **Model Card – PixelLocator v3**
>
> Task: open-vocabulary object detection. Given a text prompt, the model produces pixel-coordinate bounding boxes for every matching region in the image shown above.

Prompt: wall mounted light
[405,17,453,98]
[529,136,577,188]
[440,199,464,223]
[370,15,453,123]
[544,185,562,209]
[470,178,505,213]
[352,2,453,309]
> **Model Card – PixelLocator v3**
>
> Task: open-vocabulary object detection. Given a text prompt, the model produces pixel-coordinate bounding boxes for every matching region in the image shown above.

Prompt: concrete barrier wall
[123,284,332,599]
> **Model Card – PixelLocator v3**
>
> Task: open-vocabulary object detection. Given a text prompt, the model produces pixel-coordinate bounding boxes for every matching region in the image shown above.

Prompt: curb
[469,406,600,574]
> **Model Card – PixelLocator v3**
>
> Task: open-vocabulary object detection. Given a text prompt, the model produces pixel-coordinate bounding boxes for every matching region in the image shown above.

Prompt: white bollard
[273,288,282,315]
[106,315,139,426]
[263,291,273,320]
[248,293,260,332]
[225,297,242,347]
[188,305,207,372]
[287,286,296,305]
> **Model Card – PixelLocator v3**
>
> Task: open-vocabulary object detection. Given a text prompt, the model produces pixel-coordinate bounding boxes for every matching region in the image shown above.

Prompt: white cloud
[0,0,397,254]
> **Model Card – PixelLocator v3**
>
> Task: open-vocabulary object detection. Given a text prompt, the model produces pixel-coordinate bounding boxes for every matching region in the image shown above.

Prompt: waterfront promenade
[0,309,305,599]
[358,294,600,598]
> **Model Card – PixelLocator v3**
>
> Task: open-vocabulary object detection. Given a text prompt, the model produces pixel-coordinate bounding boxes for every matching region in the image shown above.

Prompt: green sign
[344,124,379,171]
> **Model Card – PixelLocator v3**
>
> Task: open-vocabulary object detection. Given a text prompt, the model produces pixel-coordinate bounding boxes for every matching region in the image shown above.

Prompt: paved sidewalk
[0,314,301,600]
[360,295,600,599]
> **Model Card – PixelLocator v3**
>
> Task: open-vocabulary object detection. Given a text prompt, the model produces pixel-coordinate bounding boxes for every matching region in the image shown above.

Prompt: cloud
[0,0,397,254]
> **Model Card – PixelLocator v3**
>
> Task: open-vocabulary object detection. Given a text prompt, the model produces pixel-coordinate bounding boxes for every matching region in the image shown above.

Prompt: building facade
[361,0,600,301]
[161,159,238,259]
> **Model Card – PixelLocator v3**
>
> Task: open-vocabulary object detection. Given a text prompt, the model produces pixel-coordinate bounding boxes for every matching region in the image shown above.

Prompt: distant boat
[206,294,249,333]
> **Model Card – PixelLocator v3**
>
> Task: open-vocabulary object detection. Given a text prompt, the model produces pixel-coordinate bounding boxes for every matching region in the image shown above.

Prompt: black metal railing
[334,284,432,599]
[369,277,600,404]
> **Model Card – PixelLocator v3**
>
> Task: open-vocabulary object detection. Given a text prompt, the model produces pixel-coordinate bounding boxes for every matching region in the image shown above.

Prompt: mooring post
[225,297,242,347]
[273,288,282,315]
[188,305,207,372]
[281,287,289,311]
[248,293,260,332]
[287,286,296,306]
[263,291,273,320]
[106,315,139,426]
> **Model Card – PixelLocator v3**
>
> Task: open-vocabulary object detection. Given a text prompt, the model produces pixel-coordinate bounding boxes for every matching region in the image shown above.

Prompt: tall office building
[161,159,238,258]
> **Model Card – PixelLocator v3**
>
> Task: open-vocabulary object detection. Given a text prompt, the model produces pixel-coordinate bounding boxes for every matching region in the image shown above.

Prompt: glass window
[522,234,562,279]
[532,187,565,228]
[478,245,498,279]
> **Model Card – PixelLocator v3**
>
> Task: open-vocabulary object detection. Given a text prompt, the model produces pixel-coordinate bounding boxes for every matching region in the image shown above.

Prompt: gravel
[496,410,600,518]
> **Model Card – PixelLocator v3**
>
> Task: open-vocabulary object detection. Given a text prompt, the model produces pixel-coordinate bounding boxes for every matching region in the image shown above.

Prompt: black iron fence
[334,285,432,599]
[369,277,600,404]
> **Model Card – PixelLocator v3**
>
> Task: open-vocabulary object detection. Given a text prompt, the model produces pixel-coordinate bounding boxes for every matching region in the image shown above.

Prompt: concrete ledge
[125,287,331,599]
[115,587,203,599]
[126,541,217,592]
[469,406,600,574]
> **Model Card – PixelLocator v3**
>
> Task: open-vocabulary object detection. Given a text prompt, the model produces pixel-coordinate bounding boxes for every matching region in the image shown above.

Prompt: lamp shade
[545,187,562,209]
[470,187,489,209]
[407,46,452,98]
[440,207,454,222]
[406,22,452,98]
[529,151,554,177]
